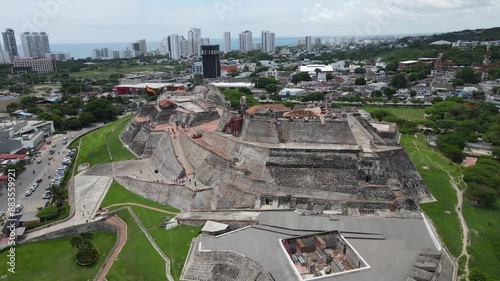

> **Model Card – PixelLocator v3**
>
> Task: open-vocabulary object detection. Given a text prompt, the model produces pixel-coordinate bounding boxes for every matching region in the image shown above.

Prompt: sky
[0,0,499,43]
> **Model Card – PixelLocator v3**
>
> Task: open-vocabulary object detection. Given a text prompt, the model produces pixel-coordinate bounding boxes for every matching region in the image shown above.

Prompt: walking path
[103,203,179,215]
[171,131,195,176]
[94,216,127,281]
[412,136,470,280]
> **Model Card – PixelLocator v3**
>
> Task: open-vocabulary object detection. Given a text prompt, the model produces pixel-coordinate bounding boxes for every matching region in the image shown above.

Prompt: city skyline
[0,0,499,43]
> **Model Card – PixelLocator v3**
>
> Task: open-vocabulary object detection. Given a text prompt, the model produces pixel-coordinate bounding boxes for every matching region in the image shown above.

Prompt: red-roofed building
[0,154,26,160]
[246,104,291,116]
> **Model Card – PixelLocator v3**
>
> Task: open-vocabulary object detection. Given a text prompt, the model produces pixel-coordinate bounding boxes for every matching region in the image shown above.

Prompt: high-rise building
[201,45,221,78]
[136,39,147,55]
[201,38,210,46]
[314,37,322,46]
[45,52,71,61]
[12,57,56,73]
[167,34,181,60]
[2,28,19,58]
[261,31,275,54]
[223,32,231,53]
[180,38,190,57]
[21,32,51,58]
[0,50,11,64]
[239,30,253,52]
[130,42,141,56]
[189,28,202,56]
[305,36,312,52]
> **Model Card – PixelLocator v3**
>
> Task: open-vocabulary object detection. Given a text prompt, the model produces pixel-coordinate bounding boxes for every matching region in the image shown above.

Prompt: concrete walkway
[94,216,127,281]
[103,203,179,215]
[23,174,112,241]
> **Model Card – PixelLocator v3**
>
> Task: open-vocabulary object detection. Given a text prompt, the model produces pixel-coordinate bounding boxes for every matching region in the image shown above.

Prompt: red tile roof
[246,104,291,115]
[0,154,26,160]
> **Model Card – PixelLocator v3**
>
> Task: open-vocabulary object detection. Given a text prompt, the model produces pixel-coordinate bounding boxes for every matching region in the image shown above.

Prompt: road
[0,123,105,218]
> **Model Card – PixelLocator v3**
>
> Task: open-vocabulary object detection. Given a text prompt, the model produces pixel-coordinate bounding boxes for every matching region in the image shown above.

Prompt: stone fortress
[121,85,433,214]
[120,86,453,281]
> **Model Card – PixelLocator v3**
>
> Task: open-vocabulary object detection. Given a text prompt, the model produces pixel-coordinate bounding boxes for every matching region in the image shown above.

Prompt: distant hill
[401,27,500,43]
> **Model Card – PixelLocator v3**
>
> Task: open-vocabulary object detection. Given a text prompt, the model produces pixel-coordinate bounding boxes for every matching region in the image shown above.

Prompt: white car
[25,190,33,196]
[14,205,24,213]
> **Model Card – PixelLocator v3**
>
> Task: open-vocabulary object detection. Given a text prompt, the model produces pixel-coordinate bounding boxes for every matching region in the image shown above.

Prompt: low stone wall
[20,219,118,244]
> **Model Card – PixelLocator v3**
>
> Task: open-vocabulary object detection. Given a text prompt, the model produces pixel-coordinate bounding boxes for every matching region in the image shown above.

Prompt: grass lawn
[355,106,427,121]
[107,209,167,281]
[100,180,180,213]
[0,231,116,281]
[107,119,136,162]
[149,225,201,280]
[462,201,500,278]
[74,115,134,170]
[401,134,462,257]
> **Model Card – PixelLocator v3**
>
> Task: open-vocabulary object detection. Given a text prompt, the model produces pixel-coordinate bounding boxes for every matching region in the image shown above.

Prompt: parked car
[63,137,68,141]
[48,156,53,160]
[36,179,43,184]
[42,192,51,199]
[62,140,68,145]
[25,190,33,196]
[49,150,55,154]
[47,140,52,145]
[14,204,23,213]
[37,159,42,164]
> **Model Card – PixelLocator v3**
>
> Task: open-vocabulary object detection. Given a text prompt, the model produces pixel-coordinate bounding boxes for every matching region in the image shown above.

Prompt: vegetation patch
[0,231,115,281]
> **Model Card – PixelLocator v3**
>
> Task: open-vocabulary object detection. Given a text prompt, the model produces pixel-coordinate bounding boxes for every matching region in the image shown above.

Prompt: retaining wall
[150,132,185,181]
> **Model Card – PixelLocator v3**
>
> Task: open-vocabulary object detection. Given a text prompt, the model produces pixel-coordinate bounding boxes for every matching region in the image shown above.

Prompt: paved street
[0,123,104,217]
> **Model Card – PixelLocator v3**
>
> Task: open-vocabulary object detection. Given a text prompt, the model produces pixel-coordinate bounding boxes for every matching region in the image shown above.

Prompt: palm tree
[315,68,321,79]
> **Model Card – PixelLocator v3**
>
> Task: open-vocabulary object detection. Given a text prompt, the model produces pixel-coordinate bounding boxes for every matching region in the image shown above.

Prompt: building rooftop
[299,65,334,73]
[191,211,440,281]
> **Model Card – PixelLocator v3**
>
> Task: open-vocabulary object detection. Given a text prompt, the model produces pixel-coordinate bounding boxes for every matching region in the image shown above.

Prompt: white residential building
[261,31,275,54]
[12,57,56,73]
[224,32,231,53]
[45,52,71,61]
[0,50,11,64]
[239,30,253,52]
[21,31,50,58]
[168,34,181,60]
[306,36,312,52]
[192,61,203,74]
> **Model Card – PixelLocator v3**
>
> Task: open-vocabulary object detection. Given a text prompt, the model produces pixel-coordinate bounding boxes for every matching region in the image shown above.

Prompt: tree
[465,183,497,208]
[452,78,465,87]
[371,90,383,98]
[292,72,312,84]
[409,90,417,97]
[326,73,334,81]
[383,88,396,99]
[469,268,490,281]
[265,84,278,93]
[79,112,96,126]
[355,77,366,85]
[371,110,393,121]
[354,67,366,74]
[408,73,419,82]
[70,232,99,264]
[37,205,59,222]
[6,103,18,113]
[456,67,480,84]
[314,68,321,79]
[83,98,117,122]
[391,73,408,89]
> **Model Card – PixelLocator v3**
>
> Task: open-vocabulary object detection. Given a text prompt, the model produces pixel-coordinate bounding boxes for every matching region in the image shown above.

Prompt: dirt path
[413,136,470,280]
[94,216,127,281]
[103,203,179,215]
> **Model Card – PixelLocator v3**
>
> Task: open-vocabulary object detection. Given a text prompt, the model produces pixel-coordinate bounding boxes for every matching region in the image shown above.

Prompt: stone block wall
[115,177,213,211]
[241,118,280,144]
[150,133,185,181]
[378,149,433,203]
[129,127,151,156]
[20,220,118,244]
[120,119,143,145]
[278,119,358,145]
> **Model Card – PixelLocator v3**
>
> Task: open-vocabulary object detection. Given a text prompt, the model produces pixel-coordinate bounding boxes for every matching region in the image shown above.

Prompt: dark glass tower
[201,45,221,79]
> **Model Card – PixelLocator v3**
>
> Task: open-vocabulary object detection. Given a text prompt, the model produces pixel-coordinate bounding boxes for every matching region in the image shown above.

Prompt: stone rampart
[115,177,213,211]
[150,132,185,181]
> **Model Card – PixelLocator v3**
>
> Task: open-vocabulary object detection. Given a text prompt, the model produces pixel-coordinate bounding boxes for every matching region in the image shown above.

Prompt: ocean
[49,37,320,59]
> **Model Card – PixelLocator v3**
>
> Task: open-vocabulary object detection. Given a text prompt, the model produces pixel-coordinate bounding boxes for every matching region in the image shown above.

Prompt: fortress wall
[129,127,151,156]
[357,157,388,185]
[115,177,214,211]
[201,131,240,156]
[213,184,259,210]
[355,116,387,145]
[120,119,143,145]
[180,133,226,186]
[269,167,360,193]
[142,132,164,158]
[138,104,159,120]
[154,108,176,124]
[188,111,220,128]
[241,118,280,144]
[377,149,432,202]
[359,186,395,201]
[216,110,239,132]
[169,110,191,126]
[150,132,185,181]
[266,149,359,169]
[278,119,358,144]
